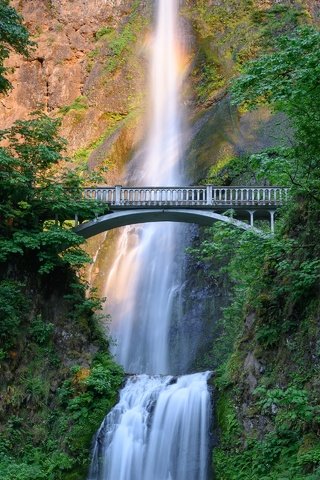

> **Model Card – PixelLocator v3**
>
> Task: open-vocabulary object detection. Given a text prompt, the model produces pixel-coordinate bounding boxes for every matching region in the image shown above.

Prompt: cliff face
[4,0,318,184]
[2,0,150,182]
[3,0,133,119]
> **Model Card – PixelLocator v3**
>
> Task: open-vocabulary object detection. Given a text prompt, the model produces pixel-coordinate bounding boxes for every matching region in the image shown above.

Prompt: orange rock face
[1,0,149,175]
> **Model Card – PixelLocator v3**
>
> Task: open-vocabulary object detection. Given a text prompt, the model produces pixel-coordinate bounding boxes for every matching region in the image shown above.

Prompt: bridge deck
[75,185,288,237]
[83,185,288,211]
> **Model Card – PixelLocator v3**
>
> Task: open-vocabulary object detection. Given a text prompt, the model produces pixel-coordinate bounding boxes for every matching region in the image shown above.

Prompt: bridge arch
[75,209,260,239]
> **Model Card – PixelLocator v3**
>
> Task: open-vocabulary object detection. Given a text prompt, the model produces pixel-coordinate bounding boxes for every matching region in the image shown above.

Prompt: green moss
[59,96,88,116]
[94,26,114,41]
[73,112,128,165]
[194,62,225,102]
[0,276,124,480]
[216,392,241,446]
[101,5,148,76]
[104,24,137,74]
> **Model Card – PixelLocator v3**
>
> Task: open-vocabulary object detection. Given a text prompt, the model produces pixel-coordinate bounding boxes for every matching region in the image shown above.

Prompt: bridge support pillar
[270,210,276,233]
[248,210,255,227]
[75,214,79,227]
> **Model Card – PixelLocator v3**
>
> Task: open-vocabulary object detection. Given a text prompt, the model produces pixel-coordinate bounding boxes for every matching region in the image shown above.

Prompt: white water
[88,373,211,480]
[88,1,212,478]
[104,0,184,375]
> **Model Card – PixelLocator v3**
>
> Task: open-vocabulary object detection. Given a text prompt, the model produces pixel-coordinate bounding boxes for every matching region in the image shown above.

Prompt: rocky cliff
[2,0,150,183]
[5,0,319,183]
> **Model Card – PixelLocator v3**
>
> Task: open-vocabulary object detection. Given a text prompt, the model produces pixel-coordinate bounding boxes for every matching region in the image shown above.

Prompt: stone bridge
[75,185,288,238]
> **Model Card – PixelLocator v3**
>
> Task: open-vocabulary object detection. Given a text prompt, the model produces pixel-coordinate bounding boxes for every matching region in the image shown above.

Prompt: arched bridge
[75,185,288,238]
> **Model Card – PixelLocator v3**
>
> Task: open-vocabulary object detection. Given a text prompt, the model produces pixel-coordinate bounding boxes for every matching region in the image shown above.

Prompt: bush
[0,280,28,350]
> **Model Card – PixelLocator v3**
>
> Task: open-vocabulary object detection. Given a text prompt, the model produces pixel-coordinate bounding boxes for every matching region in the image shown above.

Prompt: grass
[59,96,88,116]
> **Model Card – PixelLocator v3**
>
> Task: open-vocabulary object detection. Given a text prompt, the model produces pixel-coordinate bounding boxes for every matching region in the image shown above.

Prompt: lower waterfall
[88,373,211,480]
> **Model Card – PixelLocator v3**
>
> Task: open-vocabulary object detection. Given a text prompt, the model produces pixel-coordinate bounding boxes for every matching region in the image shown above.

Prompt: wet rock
[2,0,147,166]
[245,312,256,329]
[244,352,261,392]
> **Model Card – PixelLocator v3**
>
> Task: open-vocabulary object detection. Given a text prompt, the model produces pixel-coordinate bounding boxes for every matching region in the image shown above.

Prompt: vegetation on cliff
[184,0,307,106]
[0,4,124,479]
[194,23,320,480]
[0,0,32,93]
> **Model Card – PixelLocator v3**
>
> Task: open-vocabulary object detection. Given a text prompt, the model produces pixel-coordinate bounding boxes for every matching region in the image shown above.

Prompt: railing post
[115,185,122,205]
[206,185,213,205]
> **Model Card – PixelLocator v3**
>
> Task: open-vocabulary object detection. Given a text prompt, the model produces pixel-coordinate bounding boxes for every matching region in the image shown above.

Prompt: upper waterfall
[143,0,184,185]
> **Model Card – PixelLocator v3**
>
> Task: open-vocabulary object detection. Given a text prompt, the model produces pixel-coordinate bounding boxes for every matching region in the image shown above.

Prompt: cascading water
[88,1,212,478]
[88,373,211,480]
[104,0,185,375]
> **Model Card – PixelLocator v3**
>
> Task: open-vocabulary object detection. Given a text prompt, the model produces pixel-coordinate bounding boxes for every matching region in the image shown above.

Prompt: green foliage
[59,96,88,116]
[0,280,27,350]
[206,23,320,480]
[56,352,124,456]
[29,315,54,345]
[0,288,119,467]
[0,113,106,273]
[0,295,124,480]
[0,0,33,93]
[252,4,306,48]
[254,386,318,428]
[214,403,320,479]
[207,148,293,187]
[64,282,107,331]
[232,27,320,199]
[232,27,320,119]
[214,386,320,478]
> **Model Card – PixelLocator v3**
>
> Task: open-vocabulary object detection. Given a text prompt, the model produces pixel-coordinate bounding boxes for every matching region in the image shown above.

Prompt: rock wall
[1,0,150,180]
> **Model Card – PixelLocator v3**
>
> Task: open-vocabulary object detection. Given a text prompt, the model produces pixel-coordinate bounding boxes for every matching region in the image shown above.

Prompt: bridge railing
[83,185,289,207]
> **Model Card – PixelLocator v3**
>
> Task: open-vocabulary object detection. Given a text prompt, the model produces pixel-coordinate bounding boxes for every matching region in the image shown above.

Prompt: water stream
[88,373,211,480]
[104,0,184,375]
[88,1,212,478]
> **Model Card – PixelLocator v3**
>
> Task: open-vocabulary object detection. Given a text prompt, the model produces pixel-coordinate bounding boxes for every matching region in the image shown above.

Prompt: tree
[0,113,106,273]
[0,0,32,93]
[231,26,320,199]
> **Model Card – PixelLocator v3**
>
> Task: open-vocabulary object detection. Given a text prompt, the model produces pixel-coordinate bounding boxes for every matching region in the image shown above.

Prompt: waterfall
[88,373,211,480]
[88,1,212,478]
[104,0,184,375]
